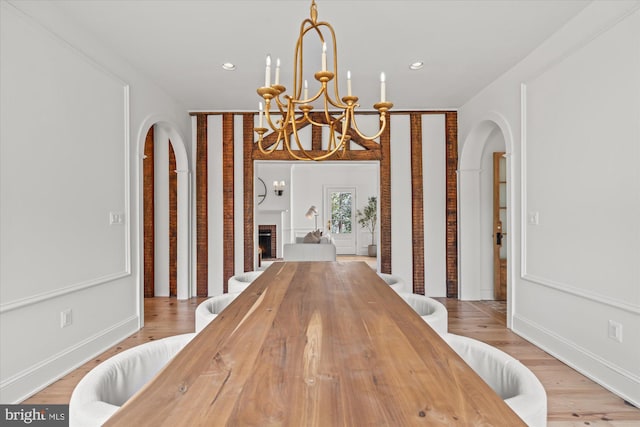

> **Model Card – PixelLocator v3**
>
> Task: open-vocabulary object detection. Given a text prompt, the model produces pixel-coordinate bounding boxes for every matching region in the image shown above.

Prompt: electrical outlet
[109,211,124,225]
[608,320,623,343]
[61,309,72,328]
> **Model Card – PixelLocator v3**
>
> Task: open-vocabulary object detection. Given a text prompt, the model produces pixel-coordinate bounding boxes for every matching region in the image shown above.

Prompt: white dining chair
[228,271,263,293]
[377,273,405,293]
[69,333,194,427]
[195,293,239,333]
[443,333,547,427]
[398,293,448,335]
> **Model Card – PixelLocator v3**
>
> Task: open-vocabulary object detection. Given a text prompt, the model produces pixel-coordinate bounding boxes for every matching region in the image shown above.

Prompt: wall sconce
[273,180,285,196]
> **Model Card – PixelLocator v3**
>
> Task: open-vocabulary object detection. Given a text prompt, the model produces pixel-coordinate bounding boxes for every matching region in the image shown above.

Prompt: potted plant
[357,196,377,257]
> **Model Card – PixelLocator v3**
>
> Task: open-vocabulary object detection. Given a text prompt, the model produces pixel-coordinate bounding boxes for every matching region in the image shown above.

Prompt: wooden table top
[105,262,525,426]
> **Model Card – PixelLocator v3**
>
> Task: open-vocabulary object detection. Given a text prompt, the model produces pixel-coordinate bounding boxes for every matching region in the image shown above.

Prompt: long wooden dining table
[105,261,525,426]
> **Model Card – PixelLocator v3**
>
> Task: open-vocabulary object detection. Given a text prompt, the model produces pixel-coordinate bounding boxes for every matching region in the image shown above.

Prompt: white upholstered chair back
[398,293,448,335]
[228,271,263,293]
[377,273,405,293]
[69,333,194,427]
[443,333,547,427]
[195,293,239,333]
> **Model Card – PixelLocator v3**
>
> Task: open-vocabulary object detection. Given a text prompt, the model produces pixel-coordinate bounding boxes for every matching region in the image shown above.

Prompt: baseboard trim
[0,315,139,403]
[512,313,640,408]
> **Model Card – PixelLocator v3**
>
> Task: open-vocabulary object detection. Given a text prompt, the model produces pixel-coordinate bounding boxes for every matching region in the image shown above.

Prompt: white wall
[153,126,170,296]
[0,1,189,403]
[422,115,447,297]
[207,116,224,296]
[459,0,640,406]
[389,115,414,293]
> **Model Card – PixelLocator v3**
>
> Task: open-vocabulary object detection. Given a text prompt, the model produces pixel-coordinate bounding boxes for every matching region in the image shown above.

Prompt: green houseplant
[357,196,377,257]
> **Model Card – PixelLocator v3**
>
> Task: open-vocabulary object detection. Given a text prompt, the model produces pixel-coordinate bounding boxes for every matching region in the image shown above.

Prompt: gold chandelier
[254,0,392,161]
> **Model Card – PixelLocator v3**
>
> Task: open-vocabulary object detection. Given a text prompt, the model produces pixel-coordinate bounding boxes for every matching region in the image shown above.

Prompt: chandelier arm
[324,95,350,110]
[294,19,326,98]
[288,117,318,161]
[310,142,349,161]
[263,104,285,134]
[328,123,336,150]
[314,21,342,103]
[272,93,287,113]
[258,130,285,154]
[350,113,388,141]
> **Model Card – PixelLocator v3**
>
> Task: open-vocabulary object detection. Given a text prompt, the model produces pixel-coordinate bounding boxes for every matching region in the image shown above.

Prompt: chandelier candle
[347,70,352,96]
[322,42,327,71]
[265,55,271,87]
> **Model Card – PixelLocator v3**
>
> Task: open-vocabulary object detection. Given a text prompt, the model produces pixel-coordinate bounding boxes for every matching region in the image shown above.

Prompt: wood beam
[445,112,459,298]
[410,113,425,295]
[143,126,154,298]
[169,141,177,297]
[243,114,255,272]
[380,116,392,274]
[222,114,235,293]
[196,115,208,297]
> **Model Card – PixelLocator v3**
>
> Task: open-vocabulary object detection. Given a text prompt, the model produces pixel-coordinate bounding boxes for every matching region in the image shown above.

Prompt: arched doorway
[136,117,191,325]
[458,112,514,326]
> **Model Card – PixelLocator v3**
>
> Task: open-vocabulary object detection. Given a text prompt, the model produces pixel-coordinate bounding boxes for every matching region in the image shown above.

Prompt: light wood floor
[23,295,639,426]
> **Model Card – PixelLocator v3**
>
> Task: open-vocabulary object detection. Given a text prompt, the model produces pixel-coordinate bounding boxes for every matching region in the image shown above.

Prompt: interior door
[493,152,507,300]
[326,187,356,255]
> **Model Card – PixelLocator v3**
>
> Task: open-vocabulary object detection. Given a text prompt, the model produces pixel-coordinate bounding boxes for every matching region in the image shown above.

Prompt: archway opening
[458,113,514,326]
[137,118,191,325]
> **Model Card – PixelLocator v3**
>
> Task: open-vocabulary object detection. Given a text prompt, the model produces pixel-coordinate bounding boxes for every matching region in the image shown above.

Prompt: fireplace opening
[259,230,272,259]
[258,225,277,259]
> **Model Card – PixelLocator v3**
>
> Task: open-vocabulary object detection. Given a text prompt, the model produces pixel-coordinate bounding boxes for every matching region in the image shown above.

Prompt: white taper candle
[322,42,327,71]
[265,55,271,87]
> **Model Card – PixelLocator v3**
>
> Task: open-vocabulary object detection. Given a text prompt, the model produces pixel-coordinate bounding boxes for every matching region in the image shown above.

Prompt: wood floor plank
[22,294,640,425]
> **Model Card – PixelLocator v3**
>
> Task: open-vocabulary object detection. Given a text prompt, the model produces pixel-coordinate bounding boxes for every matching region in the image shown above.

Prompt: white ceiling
[50,0,591,112]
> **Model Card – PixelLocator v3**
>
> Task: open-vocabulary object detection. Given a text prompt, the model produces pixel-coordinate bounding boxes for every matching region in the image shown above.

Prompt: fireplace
[258,225,277,260]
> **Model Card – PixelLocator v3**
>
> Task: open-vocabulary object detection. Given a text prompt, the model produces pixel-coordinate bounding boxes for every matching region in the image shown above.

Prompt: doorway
[493,152,507,301]
[325,186,357,255]
[138,119,191,306]
[458,112,513,326]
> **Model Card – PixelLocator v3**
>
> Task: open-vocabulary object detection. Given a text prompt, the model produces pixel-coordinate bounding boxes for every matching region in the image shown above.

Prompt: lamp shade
[305,206,318,219]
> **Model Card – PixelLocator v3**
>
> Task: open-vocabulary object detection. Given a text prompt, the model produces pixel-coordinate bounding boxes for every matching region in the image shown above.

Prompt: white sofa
[283,243,336,261]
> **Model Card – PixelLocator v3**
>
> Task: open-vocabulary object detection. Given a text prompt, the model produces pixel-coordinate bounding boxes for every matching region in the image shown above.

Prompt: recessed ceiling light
[222,63,236,71]
[409,61,424,70]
